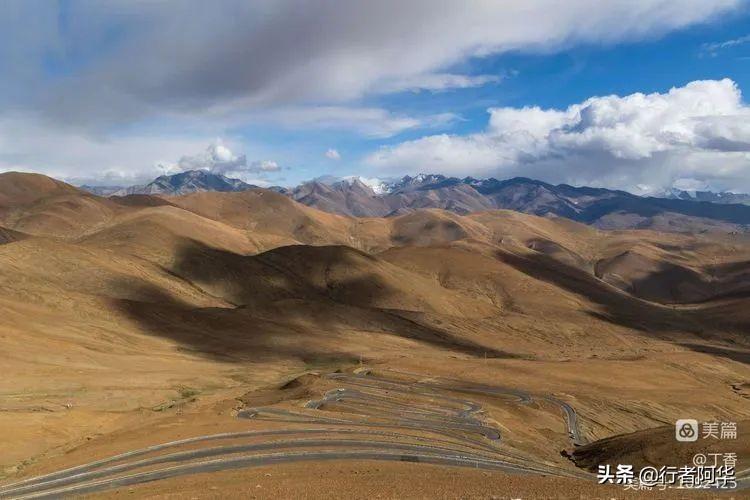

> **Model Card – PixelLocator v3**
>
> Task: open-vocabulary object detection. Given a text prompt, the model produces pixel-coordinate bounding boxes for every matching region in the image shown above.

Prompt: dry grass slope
[1,172,749,496]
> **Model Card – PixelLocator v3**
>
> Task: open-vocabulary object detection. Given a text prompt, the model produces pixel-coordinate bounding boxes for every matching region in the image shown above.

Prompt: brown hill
[229,244,496,317]
[389,209,491,247]
[0,226,26,245]
[595,249,708,303]
[0,171,81,208]
[566,421,750,472]
[1,172,749,492]
[170,189,359,247]
[0,172,128,238]
[79,205,261,265]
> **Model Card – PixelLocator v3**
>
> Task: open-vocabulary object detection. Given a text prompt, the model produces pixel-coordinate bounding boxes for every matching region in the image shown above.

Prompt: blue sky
[2,1,750,192]
[229,8,750,188]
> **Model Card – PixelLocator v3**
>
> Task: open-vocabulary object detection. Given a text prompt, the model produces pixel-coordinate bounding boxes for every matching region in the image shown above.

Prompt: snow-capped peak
[340,176,388,194]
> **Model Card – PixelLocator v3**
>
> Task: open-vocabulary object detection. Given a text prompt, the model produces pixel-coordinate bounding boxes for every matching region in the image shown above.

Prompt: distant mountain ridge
[77,170,750,233]
[79,185,125,196]
[661,187,750,205]
[109,170,256,196]
[287,174,750,233]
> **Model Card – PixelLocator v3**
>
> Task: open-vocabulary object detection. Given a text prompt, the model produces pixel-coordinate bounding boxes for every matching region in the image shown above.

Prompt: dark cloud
[2,0,739,128]
[0,0,742,186]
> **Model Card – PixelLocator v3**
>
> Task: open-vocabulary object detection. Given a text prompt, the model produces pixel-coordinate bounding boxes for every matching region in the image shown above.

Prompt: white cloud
[378,73,503,93]
[672,177,711,192]
[701,33,750,56]
[241,178,274,188]
[262,106,457,138]
[0,1,743,184]
[170,141,282,178]
[325,149,341,160]
[177,140,247,174]
[341,176,388,194]
[248,160,281,173]
[366,79,750,192]
[0,112,215,186]
[0,122,282,186]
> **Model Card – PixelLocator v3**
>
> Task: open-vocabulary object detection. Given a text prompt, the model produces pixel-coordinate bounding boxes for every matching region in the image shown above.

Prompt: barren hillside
[1,172,749,496]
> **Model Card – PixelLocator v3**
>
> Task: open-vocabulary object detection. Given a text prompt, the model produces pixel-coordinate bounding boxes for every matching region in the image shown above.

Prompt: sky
[2,0,750,193]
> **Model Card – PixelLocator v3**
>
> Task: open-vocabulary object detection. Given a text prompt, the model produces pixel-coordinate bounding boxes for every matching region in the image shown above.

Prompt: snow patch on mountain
[340,176,389,195]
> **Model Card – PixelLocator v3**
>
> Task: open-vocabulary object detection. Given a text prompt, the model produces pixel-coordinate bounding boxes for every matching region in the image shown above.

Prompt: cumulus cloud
[325,149,341,160]
[6,135,284,187]
[177,141,247,174]
[366,79,750,192]
[0,112,217,186]
[169,141,282,179]
[0,1,742,184]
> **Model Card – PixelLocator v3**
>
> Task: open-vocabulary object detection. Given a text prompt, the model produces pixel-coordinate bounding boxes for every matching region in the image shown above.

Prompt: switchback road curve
[1,368,591,499]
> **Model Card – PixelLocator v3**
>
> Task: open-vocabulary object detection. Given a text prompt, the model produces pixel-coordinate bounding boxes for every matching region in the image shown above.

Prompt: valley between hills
[1,171,749,497]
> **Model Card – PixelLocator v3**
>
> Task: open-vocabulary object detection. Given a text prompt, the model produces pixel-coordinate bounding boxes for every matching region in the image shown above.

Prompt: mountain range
[661,187,750,205]
[2,170,750,493]
[79,170,750,233]
[109,170,256,197]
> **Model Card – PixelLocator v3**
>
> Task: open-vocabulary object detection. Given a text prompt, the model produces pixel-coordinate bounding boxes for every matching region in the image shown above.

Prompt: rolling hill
[1,171,749,492]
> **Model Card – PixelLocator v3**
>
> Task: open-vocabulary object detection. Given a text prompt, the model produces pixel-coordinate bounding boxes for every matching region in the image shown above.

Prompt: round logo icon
[675,419,699,442]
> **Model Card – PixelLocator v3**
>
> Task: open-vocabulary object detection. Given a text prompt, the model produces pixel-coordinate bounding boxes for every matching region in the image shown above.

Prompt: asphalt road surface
[4,368,741,497]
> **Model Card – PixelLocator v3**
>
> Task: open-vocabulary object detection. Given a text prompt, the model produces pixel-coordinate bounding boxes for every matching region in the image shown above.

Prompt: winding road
[0,369,597,499]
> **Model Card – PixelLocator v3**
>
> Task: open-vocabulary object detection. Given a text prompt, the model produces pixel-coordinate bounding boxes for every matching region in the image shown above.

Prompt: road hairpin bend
[0,369,591,499]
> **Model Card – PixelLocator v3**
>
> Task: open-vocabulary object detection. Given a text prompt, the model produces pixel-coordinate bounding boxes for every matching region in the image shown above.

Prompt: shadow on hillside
[110,239,517,363]
[602,259,711,304]
[612,256,750,305]
[114,290,362,364]
[678,343,750,365]
[494,248,749,341]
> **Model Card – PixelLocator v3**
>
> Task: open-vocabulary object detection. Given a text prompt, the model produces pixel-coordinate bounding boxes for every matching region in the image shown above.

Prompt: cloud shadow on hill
[493,248,750,343]
[678,343,750,365]
[110,239,518,364]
